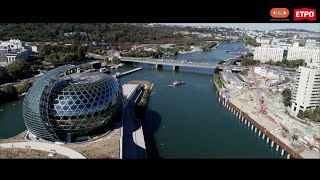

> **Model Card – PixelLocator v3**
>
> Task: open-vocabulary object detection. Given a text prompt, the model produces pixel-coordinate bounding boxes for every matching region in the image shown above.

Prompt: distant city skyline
[164,23,320,32]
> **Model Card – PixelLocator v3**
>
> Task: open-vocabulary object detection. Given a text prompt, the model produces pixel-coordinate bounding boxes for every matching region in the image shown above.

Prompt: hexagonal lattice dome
[23,65,123,142]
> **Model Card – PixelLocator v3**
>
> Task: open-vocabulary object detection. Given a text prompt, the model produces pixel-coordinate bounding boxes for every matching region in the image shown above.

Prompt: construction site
[218,66,320,158]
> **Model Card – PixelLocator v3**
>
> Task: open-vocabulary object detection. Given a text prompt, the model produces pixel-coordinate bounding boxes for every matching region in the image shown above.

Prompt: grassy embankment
[128,80,153,120]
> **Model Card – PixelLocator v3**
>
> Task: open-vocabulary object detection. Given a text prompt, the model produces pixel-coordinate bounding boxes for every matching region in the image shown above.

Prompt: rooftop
[61,72,111,85]
[122,84,140,98]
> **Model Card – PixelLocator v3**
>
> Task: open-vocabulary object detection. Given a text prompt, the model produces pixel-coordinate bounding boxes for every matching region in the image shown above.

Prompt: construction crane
[251,67,267,115]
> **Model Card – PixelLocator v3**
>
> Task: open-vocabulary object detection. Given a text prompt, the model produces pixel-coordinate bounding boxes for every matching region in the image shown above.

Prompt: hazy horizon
[164,23,320,32]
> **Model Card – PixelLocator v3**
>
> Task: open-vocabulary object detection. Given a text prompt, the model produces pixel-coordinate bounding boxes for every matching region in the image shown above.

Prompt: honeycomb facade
[23,65,123,142]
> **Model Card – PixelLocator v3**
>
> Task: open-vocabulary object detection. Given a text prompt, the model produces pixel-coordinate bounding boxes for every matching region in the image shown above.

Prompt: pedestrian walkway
[121,102,146,159]
[0,142,86,159]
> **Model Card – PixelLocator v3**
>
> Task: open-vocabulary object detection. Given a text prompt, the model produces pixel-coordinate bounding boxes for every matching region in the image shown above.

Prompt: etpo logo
[270,8,289,18]
[294,8,316,21]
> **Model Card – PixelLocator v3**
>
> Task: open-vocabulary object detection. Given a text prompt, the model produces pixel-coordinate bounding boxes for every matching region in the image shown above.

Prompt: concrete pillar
[251,124,254,130]
[219,98,220,102]
[244,120,247,125]
[173,65,179,71]
[267,137,270,143]
[271,141,274,147]
[262,134,265,139]
[287,154,290,159]
[248,122,250,127]
[258,131,261,136]
[241,117,244,121]
[276,145,279,151]
[281,149,284,156]
[156,64,163,69]
[255,127,257,133]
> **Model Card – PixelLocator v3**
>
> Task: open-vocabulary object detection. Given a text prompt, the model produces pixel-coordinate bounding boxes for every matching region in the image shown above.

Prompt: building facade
[305,39,317,48]
[287,47,320,63]
[291,63,320,116]
[0,48,8,67]
[23,65,123,142]
[0,39,30,66]
[253,47,284,62]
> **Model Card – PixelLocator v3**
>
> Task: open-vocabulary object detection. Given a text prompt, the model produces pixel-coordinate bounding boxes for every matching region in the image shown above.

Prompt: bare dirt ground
[0,131,27,143]
[66,128,121,159]
[0,148,68,159]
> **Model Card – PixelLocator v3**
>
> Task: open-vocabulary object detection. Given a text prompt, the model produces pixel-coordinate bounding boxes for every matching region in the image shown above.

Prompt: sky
[165,23,320,32]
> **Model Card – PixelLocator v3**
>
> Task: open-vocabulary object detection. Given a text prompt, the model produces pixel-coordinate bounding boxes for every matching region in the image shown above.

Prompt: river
[0,42,282,158]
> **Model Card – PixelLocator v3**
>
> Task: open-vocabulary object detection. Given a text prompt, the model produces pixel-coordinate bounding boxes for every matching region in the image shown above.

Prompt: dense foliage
[5,60,31,81]
[244,37,261,47]
[15,79,32,94]
[200,42,217,51]
[297,107,320,122]
[0,23,191,44]
[240,58,260,66]
[214,74,224,88]
[38,45,87,63]
[241,69,249,76]
[281,88,291,107]
[265,59,306,68]
[0,84,18,104]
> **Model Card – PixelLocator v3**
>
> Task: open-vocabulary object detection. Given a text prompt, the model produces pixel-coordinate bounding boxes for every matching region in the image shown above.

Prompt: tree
[297,111,304,119]
[241,69,249,76]
[2,84,18,100]
[16,79,32,94]
[77,46,87,61]
[266,59,275,65]
[3,84,17,95]
[281,88,291,107]
[111,56,120,64]
[5,59,30,80]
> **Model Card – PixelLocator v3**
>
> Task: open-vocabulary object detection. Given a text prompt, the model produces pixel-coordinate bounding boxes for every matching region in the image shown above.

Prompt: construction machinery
[251,67,267,115]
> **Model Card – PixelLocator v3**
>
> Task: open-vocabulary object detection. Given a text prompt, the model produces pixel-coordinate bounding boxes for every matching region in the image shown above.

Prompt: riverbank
[128,80,153,113]
[213,75,319,159]
[178,43,221,55]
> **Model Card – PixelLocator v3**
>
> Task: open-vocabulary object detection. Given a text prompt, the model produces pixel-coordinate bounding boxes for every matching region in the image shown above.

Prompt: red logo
[294,8,316,21]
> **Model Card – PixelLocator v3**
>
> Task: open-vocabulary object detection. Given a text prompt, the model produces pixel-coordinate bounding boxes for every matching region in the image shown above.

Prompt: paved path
[121,95,147,159]
[0,142,86,159]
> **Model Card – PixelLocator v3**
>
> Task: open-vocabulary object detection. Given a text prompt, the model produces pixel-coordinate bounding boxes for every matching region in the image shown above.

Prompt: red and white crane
[251,67,267,115]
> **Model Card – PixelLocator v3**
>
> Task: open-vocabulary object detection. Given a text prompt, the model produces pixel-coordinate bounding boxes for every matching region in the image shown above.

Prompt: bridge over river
[86,53,243,71]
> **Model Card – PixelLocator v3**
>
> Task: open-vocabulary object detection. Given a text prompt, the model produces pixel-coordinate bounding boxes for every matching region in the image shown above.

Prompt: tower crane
[251,67,267,115]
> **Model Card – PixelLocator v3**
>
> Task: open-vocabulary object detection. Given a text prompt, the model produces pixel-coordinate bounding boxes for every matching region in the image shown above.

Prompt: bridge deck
[120,58,223,69]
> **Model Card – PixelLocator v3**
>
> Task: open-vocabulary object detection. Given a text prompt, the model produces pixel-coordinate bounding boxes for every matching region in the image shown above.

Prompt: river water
[0,42,282,158]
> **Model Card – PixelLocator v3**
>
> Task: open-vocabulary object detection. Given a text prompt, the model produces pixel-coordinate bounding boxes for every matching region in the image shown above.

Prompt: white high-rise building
[253,47,284,62]
[256,38,271,45]
[291,63,320,116]
[292,42,299,48]
[305,39,317,48]
[287,47,320,63]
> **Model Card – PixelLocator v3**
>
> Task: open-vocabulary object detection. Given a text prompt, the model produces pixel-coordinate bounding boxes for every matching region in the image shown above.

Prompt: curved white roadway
[0,142,86,159]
